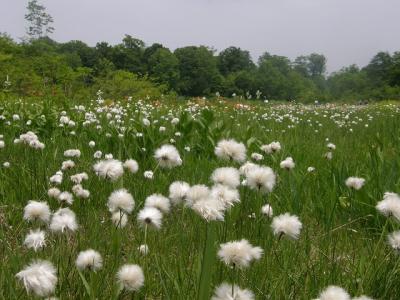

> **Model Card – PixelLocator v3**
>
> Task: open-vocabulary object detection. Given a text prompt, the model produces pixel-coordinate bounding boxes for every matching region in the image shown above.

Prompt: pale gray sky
[1,0,400,72]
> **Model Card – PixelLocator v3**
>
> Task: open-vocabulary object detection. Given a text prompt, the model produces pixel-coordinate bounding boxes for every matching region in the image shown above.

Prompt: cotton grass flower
[271,213,302,240]
[16,260,57,297]
[186,184,210,206]
[123,159,139,173]
[108,189,135,214]
[144,170,154,179]
[154,144,182,168]
[145,194,170,213]
[64,149,81,158]
[93,159,124,182]
[117,264,144,292]
[345,177,365,190]
[24,229,46,251]
[280,157,295,170]
[245,165,276,193]
[215,139,246,163]
[327,143,336,150]
[324,151,333,160]
[50,208,78,233]
[192,197,225,221]
[388,231,400,252]
[260,141,281,154]
[239,161,258,176]
[217,239,263,268]
[137,207,163,229]
[57,191,74,205]
[76,249,103,271]
[211,167,240,189]
[47,187,61,199]
[72,184,90,199]
[307,166,316,173]
[138,244,149,255]
[169,181,190,205]
[251,153,264,161]
[49,171,63,185]
[376,192,400,221]
[261,204,273,217]
[70,172,88,184]
[61,160,75,171]
[211,185,240,209]
[111,211,128,228]
[24,201,51,223]
[317,285,350,300]
[212,282,254,300]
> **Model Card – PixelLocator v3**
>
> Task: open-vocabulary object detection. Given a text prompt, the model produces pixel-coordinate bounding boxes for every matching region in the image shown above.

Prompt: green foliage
[1,29,400,102]
[25,0,54,39]
[93,70,167,100]
[174,46,222,96]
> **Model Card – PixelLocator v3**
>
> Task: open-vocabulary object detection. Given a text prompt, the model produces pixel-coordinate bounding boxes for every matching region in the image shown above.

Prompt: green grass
[0,97,400,299]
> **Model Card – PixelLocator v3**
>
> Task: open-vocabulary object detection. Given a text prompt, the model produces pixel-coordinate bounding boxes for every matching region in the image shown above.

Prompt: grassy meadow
[0,95,400,299]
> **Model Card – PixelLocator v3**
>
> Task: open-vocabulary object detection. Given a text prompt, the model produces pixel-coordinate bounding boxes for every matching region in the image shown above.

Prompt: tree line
[0,0,399,102]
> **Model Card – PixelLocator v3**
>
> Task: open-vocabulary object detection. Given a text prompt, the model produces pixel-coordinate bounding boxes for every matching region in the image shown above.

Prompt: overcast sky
[1,0,400,72]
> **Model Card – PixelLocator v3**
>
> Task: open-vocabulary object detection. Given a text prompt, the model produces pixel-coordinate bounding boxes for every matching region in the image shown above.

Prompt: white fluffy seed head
[64,149,81,158]
[48,187,61,199]
[211,167,240,189]
[61,160,75,171]
[186,184,210,206]
[318,285,350,300]
[376,192,400,221]
[138,244,149,255]
[210,185,240,209]
[123,159,139,173]
[111,211,128,228]
[217,239,263,268]
[280,157,295,170]
[107,189,135,214]
[23,201,51,223]
[16,260,57,297]
[261,204,273,217]
[245,165,276,193]
[212,282,255,300]
[93,159,124,182]
[271,213,302,240]
[70,172,89,184]
[76,249,103,271]
[192,196,225,222]
[137,207,163,229]
[388,230,400,252]
[145,194,171,213]
[154,144,182,168]
[260,141,281,154]
[345,177,365,190]
[117,264,144,291]
[169,181,190,205]
[239,161,258,176]
[215,139,247,163]
[50,208,78,233]
[57,191,74,205]
[24,229,46,252]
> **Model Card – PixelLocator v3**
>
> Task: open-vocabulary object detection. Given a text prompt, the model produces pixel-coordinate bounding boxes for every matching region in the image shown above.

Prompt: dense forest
[0,1,399,102]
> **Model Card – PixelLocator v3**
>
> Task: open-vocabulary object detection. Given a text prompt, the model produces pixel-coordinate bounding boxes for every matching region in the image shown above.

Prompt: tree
[174,46,221,96]
[217,47,254,75]
[364,52,392,86]
[147,48,179,90]
[25,0,54,40]
[307,53,326,77]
